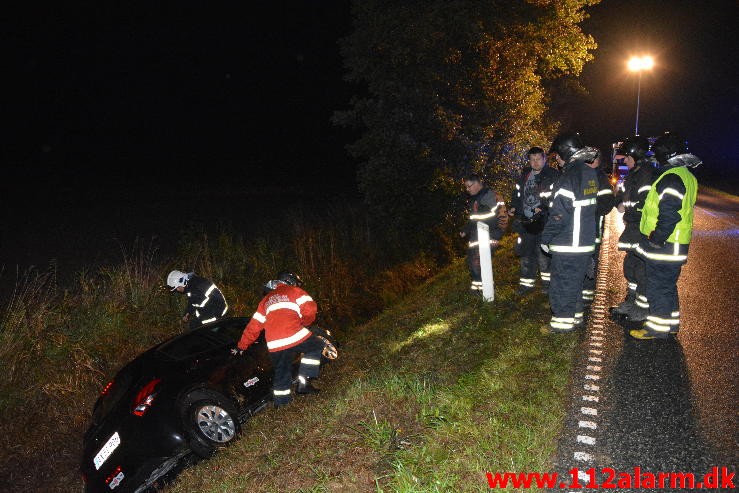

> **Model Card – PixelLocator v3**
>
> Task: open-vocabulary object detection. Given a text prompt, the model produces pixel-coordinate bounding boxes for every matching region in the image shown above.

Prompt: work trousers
[516,231,551,289]
[581,244,600,303]
[269,334,324,406]
[643,261,682,336]
[623,250,648,308]
[549,253,590,331]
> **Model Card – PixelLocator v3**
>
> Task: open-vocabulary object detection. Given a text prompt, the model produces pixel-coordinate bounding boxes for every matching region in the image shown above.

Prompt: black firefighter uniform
[634,164,697,338]
[464,187,506,293]
[614,159,656,312]
[540,157,599,332]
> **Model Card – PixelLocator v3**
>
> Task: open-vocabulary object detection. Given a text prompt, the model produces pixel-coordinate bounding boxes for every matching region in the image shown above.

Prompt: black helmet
[548,131,584,162]
[620,136,650,161]
[652,132,685,164]
[276,271,303,287]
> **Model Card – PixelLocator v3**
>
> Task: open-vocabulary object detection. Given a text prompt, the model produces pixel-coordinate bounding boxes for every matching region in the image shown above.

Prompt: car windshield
[157,319,247,360]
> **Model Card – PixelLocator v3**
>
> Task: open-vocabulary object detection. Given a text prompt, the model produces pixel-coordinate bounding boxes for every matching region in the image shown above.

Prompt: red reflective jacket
[237,283,317,352]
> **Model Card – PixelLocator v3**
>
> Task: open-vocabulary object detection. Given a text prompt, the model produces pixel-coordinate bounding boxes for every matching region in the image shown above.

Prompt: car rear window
[157,319,248,360]
[92,369,134,425]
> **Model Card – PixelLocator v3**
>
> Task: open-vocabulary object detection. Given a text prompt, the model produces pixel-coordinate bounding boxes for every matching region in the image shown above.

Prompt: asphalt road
[555,188,738,492]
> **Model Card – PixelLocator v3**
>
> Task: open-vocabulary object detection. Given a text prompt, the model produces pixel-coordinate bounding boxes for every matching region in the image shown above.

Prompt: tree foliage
[335,0,598,252]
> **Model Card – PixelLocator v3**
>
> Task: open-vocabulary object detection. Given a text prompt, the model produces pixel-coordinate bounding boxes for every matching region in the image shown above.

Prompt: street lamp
[627,55,654,135]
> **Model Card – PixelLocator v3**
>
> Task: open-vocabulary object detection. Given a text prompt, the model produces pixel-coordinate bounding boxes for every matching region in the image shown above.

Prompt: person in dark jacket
[609,136,656,323]
[509,146,561,295]
[461,174,506,294]
[581,150,615,305]
[631,133,700,340]
[167,270,229,330]
[540,132,599,333]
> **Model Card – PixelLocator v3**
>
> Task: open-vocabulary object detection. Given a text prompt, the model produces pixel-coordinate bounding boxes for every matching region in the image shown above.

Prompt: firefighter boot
[609,291,636,320]
[297,376,320,395]
[624,304,648,323]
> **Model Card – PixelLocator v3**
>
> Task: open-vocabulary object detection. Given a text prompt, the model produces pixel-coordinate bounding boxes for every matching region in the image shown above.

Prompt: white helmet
[167,270,189,291]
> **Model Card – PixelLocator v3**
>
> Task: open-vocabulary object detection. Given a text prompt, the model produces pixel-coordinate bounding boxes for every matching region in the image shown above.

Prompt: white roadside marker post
[477,221,494,302]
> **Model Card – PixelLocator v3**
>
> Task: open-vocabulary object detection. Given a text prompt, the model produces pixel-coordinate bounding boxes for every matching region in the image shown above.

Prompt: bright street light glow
[628,55,654,72]
[627,55,654,135]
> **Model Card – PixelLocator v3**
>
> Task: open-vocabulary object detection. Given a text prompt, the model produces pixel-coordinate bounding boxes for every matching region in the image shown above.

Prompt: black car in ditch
[80,317,273,493]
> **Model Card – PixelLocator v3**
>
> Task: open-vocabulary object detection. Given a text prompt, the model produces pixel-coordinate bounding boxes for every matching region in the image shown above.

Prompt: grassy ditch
[0,207,441,492]
[167,243,576,492]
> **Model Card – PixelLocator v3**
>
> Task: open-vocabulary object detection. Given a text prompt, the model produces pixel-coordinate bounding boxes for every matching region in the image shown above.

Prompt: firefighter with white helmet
[166,270,229,330]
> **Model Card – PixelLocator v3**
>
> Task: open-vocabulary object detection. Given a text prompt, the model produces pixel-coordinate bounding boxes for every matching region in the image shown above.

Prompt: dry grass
[165,244,576,493]
[0,207,442,492]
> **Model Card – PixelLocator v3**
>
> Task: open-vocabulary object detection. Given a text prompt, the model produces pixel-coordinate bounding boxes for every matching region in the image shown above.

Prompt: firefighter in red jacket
[237,271,325,407]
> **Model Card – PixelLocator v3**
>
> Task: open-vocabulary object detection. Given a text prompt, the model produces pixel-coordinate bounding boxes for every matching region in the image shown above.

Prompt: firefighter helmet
[548,131,584,162]
[652,132,686,164]
[276,271,303,287]
[166,270,189,291]
[620,135,650,161]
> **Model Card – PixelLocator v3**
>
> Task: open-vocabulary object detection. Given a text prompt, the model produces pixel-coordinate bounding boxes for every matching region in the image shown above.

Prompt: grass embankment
[0,207,440,492]
[168,244,576,493]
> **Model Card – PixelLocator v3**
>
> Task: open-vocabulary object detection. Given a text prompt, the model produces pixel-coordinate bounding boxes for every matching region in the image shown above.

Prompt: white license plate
[93,432,121,470]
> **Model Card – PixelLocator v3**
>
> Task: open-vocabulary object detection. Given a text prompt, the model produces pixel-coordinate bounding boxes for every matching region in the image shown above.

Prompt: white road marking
[574,451,593,461]
[577,435,596,445]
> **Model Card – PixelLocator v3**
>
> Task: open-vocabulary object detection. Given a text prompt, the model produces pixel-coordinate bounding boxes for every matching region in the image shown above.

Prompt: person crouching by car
[508,147,561,295]
[236,271,326,408]
[167,270,228,330]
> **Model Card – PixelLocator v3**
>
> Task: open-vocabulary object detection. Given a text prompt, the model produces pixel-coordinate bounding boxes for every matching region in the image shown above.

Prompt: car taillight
[100,380,114,397]
[105,466,125,489]
[131,378,161,416]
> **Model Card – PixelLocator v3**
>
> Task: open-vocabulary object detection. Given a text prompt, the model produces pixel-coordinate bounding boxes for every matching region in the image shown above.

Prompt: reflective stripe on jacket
[616,160,656,250]
[594,171,615,244]
[637,166,697,263]
[238,283,318,352]
[185,275,228,323]
[464,187,505,242]
[540,161,599,254]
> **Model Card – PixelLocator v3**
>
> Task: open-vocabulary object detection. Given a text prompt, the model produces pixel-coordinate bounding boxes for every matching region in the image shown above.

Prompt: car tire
[180,389,239,458]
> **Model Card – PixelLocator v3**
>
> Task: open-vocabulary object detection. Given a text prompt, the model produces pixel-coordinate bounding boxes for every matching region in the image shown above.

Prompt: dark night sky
[1,3,357,198]
[3,1,737,195]
[573,0,739,182]
[1,1,737,270]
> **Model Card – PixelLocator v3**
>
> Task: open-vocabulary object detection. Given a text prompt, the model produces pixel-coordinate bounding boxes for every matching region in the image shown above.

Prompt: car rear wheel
[181,389,239,458]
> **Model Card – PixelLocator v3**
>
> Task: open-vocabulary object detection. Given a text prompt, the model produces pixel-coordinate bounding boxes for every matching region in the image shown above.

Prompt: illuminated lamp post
[627,55,654,135]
